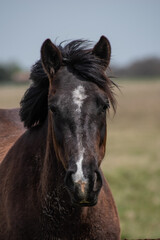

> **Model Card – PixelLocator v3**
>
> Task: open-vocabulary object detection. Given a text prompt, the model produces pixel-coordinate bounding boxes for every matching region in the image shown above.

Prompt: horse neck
[40,112,66,198]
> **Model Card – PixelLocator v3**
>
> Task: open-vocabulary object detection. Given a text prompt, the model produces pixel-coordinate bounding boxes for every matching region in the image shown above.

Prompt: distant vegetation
[0,62,22,82]
[112,57,160,78]
[0,62,29,83]
[0,57,160,83]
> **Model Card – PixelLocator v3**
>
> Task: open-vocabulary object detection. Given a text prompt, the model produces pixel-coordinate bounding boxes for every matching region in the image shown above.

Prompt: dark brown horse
[0,36,120,240]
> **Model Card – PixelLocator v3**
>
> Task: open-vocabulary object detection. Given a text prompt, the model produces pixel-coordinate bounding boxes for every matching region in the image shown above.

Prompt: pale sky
[0,0,160,69]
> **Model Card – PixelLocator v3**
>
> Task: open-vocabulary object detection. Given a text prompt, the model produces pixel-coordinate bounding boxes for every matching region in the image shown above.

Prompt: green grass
[105,168,160,239]
[0,79,160,238]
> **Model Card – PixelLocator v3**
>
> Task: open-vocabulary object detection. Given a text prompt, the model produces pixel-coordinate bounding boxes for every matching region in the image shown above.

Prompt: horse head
[39,36,115,206]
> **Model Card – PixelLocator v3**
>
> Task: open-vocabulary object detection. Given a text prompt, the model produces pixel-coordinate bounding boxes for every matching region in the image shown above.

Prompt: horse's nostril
[93,172,97,191]
[65,170,75,191]
[93,170,102,192]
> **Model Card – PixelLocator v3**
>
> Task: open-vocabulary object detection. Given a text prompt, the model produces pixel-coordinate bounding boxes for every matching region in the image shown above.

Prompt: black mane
[20,40,116,129]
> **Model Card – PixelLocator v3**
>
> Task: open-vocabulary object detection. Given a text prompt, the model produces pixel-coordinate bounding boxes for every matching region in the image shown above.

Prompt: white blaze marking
[72,86,87,182]
[72,85,87,113]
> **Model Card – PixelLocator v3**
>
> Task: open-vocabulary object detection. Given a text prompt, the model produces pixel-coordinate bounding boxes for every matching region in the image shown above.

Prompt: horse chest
[41,194,78,238]
[41,194,99,240]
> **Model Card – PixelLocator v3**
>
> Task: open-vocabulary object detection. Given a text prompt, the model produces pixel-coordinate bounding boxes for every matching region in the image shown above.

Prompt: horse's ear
[41,39,62,77]
[92,35,111,68]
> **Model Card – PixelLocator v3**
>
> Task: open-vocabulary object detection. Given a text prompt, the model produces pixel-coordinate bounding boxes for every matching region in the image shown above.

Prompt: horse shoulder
[0,126,45,239]
[0,108,25,163]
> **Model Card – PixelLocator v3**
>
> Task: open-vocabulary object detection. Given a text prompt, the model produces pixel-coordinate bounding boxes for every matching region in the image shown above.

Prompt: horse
[0,108,25,162]
[0,36,120,240]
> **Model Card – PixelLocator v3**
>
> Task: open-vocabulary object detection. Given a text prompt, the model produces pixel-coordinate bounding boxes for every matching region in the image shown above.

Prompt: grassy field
[0,79,160,239]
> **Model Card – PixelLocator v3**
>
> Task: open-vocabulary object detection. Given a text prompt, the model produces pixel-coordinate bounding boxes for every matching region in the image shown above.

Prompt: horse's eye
[49,105,58,113]
[102,101,110,112]
[102,105,107,112]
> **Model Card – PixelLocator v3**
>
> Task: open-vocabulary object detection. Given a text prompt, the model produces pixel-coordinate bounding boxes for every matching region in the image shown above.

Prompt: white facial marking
[72,86,87,183]
[72,85,87,113]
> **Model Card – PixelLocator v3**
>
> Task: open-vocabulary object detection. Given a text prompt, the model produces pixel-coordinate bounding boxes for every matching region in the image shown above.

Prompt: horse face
[47,69,109,206]
[41,36,113,206]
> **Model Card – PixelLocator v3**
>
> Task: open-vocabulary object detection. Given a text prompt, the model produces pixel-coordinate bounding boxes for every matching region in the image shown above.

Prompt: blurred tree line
[0,57,160,83]
[0,62,29,83]
[112,57,160,78]
[0,62,22,82]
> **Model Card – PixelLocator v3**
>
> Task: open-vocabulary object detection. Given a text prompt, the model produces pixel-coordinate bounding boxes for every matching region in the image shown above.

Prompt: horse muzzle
[64,169,102,207]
